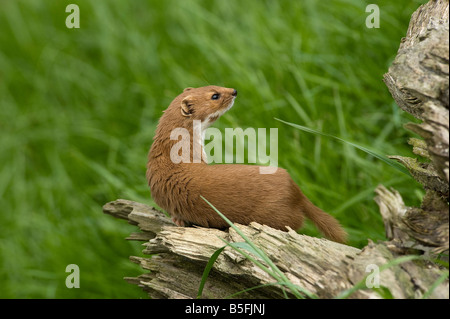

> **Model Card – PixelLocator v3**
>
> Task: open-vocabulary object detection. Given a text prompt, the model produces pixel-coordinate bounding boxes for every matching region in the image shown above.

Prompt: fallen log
[103,199,448,299]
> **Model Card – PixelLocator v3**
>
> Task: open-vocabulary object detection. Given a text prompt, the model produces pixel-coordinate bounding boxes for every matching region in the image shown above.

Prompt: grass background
[0,0,426,298]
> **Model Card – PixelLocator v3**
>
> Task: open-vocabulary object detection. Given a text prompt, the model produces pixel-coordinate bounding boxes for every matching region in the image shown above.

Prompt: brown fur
[146,86,347,243]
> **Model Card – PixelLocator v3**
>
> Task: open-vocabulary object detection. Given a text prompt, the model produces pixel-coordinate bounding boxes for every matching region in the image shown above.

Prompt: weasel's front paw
[172,216,186,227]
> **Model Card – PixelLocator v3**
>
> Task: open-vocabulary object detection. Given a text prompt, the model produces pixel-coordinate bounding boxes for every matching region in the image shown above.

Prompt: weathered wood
[103,199,173,240]
[379,0,449,256]
[374,185,449,255]
[103,199,448,299]
[383,0,449,187]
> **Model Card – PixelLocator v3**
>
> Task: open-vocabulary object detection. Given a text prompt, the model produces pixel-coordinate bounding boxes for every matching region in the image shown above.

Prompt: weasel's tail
[301,195,347,244]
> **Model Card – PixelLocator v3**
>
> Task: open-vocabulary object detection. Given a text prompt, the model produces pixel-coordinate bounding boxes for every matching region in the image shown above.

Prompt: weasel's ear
[183,87,193,92]
[181,96,193,117]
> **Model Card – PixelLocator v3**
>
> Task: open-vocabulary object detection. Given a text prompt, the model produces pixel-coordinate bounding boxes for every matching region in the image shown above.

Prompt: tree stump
[379,0,448,256]
[104,0,449,299]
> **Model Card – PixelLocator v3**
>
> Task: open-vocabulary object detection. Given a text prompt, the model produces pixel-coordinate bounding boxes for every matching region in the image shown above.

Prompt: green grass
[0,0,426,298]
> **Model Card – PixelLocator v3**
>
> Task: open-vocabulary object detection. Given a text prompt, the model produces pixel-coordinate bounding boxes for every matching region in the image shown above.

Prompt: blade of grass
[275,118,411,177]
[372,286,395,299]
[197,246,226,299]
[230,241,266,259]
[422,270,449,299]
[221,238,290,299]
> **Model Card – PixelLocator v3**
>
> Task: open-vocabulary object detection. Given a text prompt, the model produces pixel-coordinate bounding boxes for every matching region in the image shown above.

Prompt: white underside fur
[198,97,235,161]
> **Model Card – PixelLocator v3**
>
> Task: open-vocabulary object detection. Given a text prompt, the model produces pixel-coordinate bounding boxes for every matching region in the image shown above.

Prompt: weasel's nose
[232,89,237,97]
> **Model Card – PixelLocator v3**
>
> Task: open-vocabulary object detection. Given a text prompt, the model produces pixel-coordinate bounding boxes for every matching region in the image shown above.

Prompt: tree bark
[103,0,449,299]
[380,0,449,255]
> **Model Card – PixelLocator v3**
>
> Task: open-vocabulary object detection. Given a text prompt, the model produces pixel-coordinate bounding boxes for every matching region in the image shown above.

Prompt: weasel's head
[175,85,237,127]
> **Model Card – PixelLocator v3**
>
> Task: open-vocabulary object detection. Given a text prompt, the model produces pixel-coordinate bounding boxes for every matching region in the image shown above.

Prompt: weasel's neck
[191,119,209,164]
[151,116,209,165]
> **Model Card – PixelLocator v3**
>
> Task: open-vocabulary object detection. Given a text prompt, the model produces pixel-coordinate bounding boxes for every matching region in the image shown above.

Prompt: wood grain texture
[103,199,448,299]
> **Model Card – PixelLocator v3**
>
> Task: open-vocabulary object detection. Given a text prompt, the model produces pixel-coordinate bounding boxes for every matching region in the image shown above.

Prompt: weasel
[146,86,347,243]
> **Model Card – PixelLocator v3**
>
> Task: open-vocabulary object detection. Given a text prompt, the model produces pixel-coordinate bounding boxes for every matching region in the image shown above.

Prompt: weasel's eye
[211,93,220,100]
